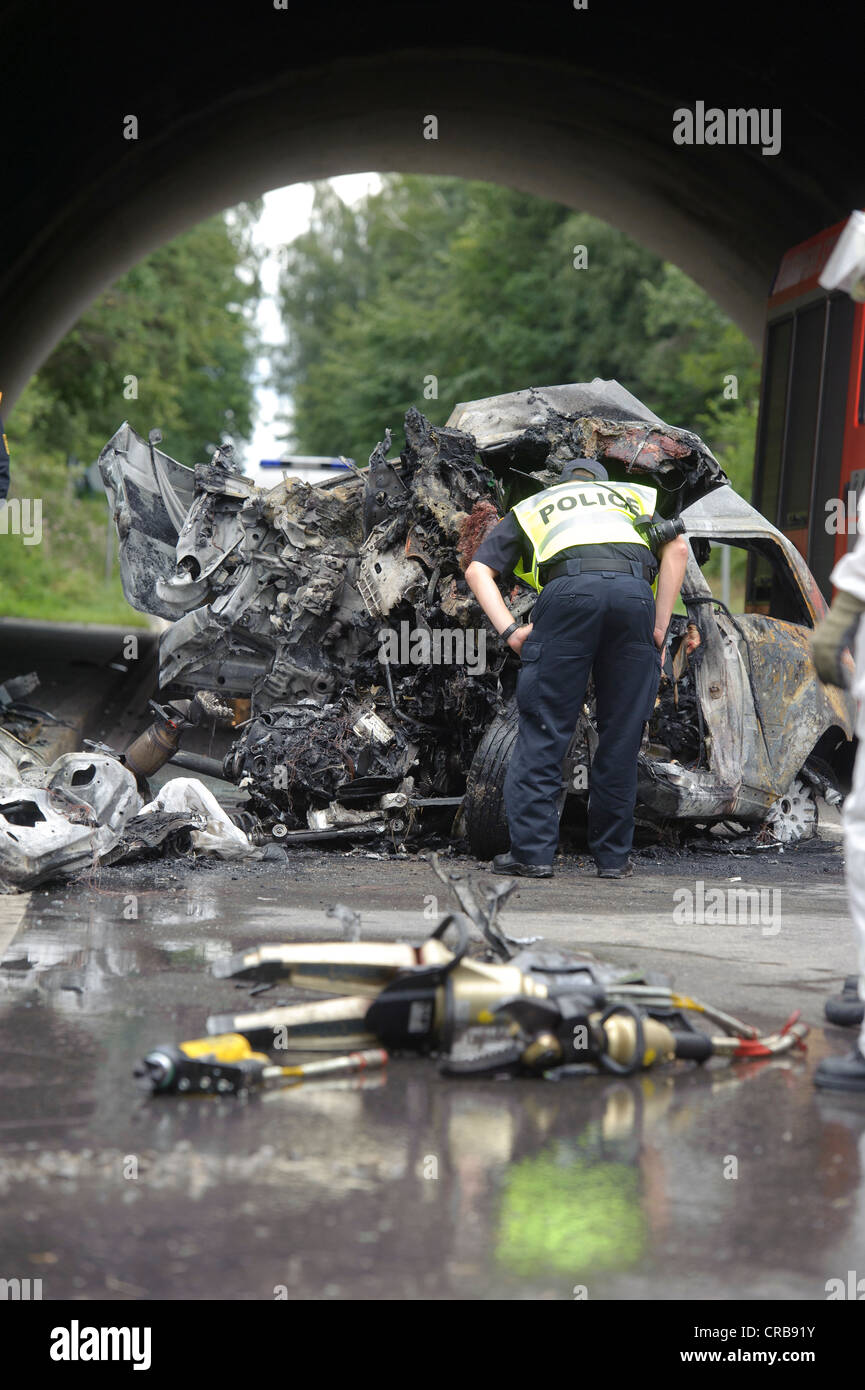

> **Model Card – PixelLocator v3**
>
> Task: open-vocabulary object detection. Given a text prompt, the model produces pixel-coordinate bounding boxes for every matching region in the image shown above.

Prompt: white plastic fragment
[138,778,258,859]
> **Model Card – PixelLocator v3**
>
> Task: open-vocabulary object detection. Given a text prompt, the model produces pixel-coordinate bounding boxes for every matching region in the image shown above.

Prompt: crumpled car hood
[99,421,198,619]
[446,379,728,515]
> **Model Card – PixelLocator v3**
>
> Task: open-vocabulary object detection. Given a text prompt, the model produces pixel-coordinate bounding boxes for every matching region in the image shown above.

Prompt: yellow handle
[179,1033,269,1064]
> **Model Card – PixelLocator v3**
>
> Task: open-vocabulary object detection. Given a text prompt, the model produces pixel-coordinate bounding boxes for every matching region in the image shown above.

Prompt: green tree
[15,205,262,465]
[640,263,760,491]
[273,176,758,490]
[1,207,263,623]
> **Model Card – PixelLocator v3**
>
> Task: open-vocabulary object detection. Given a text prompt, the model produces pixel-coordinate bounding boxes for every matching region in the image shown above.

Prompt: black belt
[541,557,656,585]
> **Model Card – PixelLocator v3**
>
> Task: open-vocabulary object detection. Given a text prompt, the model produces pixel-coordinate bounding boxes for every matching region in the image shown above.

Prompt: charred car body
[98,380,855,851]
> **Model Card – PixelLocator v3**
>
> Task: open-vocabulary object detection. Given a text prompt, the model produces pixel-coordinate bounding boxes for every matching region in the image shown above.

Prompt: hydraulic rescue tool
[134,1033,387,1096]
[136,860,808,1091]
[201,863,809,1079]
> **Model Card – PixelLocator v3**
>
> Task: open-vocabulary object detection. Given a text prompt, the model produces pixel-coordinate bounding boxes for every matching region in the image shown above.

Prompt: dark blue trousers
[503,571,661,868]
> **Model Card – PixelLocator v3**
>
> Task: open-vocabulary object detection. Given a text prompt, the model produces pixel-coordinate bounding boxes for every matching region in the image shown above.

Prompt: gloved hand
[810,589,865,688]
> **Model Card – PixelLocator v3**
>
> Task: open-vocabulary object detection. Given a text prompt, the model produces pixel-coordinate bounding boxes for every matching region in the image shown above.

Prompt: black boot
[491,852,553,879]
[596,859,634,879]
[825,976,864,1028]
[814,1047,865,1092]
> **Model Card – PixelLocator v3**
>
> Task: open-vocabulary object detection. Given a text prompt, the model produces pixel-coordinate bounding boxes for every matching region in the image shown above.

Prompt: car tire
[463,712,519,860]
[463,710,578,860]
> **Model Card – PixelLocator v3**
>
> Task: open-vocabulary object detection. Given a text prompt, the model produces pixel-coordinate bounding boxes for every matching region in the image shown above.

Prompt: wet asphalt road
[1,836,864,1302]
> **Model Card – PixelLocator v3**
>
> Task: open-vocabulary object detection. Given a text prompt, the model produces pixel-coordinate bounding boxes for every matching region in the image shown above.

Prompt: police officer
[465,456,689,878]
[811,494,865,1090]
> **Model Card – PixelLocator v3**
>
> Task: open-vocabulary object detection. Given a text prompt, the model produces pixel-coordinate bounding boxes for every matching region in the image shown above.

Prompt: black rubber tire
[825,997,865,1028]
[463,712,519,860]
[825,977,865,1028]
[463,710,582,859]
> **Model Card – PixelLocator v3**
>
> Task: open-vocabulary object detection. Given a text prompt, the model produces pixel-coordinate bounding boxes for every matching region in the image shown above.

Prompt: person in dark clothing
[465,456,689,879]
[0,393,9,503]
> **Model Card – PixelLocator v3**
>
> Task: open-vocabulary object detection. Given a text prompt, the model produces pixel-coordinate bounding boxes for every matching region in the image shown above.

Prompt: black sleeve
[470,512,526,576]
[0,420,9,503]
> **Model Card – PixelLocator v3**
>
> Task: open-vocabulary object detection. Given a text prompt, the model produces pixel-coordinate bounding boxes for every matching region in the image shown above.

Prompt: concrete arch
[3,0,864,409]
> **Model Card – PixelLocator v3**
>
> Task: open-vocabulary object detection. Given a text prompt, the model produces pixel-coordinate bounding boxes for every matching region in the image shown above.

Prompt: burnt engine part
[648,617,706,767]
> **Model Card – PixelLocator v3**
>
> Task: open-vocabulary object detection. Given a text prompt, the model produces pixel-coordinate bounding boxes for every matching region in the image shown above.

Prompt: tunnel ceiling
[3,0,864,408]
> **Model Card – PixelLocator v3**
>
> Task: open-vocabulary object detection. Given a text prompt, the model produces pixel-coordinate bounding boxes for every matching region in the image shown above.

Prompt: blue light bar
[259,456,354,469]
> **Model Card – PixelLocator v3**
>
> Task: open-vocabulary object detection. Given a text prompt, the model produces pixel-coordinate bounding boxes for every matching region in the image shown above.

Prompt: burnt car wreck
[94,379,855,858]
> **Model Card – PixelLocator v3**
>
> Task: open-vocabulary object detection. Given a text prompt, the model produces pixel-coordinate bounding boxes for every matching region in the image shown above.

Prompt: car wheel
[462,712,519,859]
[462,710,579,860]
[762,776,818,844]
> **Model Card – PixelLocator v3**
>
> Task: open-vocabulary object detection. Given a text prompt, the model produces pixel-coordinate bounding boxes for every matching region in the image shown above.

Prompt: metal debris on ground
[0,671,65,744]
[135,863,808,1094]
[0,726,259,890]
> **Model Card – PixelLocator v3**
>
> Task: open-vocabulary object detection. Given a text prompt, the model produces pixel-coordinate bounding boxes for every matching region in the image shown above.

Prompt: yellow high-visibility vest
[511,480,658,592]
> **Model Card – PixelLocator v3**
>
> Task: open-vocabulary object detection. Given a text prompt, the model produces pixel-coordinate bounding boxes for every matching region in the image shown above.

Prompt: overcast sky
[245,173,382,484]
